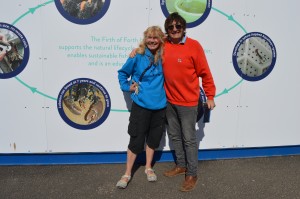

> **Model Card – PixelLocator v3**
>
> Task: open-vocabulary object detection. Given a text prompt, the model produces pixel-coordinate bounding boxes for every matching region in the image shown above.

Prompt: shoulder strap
[138,58,153,82]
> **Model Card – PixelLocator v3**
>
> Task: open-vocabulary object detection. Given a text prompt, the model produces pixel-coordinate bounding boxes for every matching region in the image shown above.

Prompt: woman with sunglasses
[162,12,216,192]
[116,26,167,189]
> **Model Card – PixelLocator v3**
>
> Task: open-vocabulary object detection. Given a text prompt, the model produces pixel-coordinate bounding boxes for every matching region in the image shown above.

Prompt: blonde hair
[136,26,165,65]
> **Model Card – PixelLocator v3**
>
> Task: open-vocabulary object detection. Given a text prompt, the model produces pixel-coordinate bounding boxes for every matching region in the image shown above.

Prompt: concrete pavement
[1,155,300,199]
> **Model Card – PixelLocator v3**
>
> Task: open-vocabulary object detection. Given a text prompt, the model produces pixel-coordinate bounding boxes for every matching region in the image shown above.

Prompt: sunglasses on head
[167,24,183,31]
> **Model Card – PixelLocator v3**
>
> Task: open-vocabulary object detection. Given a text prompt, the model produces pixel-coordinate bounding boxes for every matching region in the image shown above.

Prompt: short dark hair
[164,12,186,33]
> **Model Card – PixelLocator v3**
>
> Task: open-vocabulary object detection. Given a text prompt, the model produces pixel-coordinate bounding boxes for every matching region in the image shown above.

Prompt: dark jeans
[166,102,198,176]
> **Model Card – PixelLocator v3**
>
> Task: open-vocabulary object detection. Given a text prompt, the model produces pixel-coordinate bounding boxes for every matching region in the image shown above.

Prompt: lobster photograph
[63,82,105,125]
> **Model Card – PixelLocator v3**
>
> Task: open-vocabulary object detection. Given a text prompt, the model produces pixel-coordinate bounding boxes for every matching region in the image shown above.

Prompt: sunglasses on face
[167,24,183,31]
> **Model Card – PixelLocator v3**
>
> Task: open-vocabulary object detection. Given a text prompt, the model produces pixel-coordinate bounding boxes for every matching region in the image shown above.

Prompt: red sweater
[163,37,216,106]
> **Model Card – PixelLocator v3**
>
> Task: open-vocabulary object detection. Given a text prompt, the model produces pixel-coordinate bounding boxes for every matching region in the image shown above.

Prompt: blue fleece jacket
[118,48,166,110]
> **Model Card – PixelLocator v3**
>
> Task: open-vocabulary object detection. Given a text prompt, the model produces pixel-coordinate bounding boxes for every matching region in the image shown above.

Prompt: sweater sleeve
[193,41,216,100]
[117,57,136,92]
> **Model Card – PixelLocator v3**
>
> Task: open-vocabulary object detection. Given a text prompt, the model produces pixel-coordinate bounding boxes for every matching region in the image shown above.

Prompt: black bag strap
[138,58,153,82]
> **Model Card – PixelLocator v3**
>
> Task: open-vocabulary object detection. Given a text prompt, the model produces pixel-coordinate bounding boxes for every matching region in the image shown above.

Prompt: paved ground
[0,155,300,199]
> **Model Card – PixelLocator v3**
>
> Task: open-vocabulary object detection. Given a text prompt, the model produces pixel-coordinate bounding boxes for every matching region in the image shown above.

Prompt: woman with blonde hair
[116,26,166,189]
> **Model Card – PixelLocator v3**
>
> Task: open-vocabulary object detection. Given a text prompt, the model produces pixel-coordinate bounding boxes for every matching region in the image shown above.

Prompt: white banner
[0,0,299,153]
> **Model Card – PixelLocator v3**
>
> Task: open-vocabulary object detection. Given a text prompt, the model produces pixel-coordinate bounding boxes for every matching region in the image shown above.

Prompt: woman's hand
[129,81,138,92]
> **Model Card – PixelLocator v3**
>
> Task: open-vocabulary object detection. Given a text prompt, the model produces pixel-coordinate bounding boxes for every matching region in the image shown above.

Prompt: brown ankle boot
[180,175,198,192]
[164,167,186,177]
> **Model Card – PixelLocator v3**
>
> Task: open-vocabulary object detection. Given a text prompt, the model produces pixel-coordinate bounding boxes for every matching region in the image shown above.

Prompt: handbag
[197,87,211,123]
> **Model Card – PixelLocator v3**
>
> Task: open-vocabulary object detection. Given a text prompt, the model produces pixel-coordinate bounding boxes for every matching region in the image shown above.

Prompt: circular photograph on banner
[0,23,29,79]
[232,32,277,81]
[55,0,110,25]
[161,0,212,28]
[57,78,111,130]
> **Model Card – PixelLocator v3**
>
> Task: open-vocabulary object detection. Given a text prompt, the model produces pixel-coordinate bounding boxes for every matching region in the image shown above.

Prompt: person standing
[162,12,216,192]
[116,26,167,189]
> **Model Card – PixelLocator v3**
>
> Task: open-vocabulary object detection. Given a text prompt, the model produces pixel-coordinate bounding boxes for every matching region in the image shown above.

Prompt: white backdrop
[0,0,299,154]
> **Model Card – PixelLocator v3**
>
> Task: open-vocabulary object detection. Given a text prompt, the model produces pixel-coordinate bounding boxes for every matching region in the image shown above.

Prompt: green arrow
[35,90,57,101]
[215,88,229,98]
[227,14,247,34]
[12,0,54,25]
[215,79,244,98]
[12,12,31,26]
[14,77,57,100]
[227,79,244,91]
[212,7,247,34]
